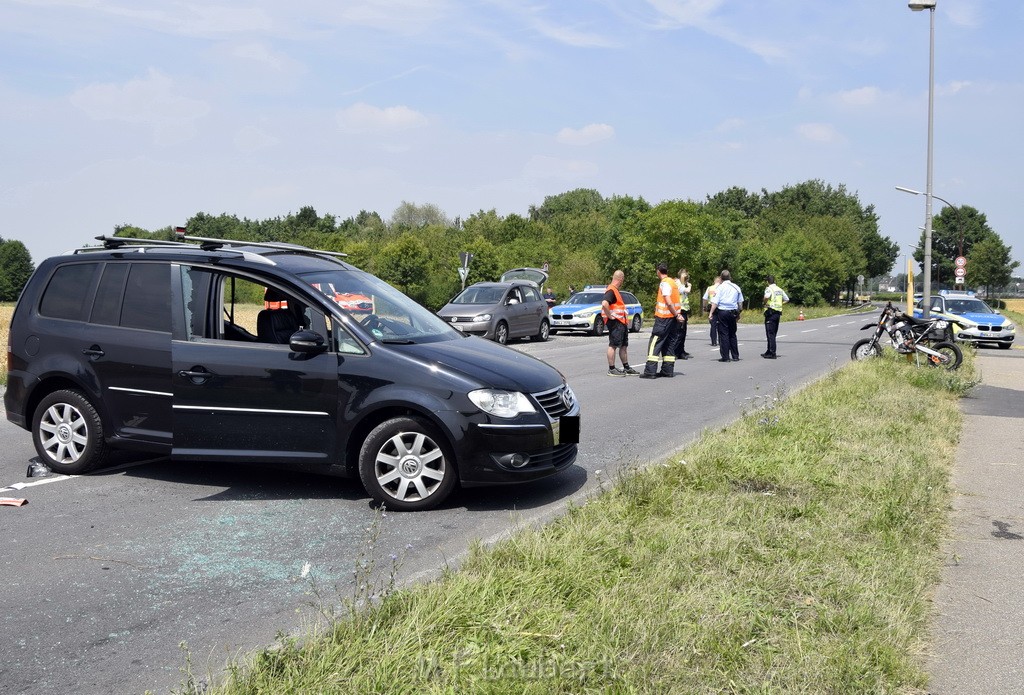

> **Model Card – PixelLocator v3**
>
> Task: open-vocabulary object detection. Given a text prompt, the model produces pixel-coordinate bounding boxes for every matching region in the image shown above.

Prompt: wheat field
[1,303,13,384]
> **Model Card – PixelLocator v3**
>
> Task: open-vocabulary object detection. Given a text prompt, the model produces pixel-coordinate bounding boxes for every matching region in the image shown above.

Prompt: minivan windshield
[301,269,456,343]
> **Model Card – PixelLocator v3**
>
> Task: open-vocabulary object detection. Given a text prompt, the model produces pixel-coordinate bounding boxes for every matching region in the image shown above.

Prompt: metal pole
[921,4,935,317]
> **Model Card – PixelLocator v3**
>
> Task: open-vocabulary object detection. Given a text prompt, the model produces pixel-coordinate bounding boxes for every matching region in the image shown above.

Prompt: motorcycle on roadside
[851,302,963,370]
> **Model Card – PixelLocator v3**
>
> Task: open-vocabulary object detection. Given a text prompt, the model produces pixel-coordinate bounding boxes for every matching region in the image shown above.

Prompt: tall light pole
[896,186,963,291]
[908,0,937,316]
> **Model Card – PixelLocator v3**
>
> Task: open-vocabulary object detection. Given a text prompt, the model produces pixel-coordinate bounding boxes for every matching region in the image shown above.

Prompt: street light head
[908,0,936,10]
[895,185,922,195]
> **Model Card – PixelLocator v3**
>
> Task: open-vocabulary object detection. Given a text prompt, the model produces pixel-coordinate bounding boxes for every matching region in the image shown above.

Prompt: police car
[913,290,1015,350]
[549,285,644,336]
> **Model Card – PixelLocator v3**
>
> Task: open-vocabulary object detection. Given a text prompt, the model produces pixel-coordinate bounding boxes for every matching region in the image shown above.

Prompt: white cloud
[646,0,788,61]
[523,155,598,180]
[230,42,297,73]
[335,103,429,133]
[646,0,724,26]
[946,3,981,28]
[530,18,618,48]
[556,123,615,145]
[714,117,744,132]
[836,86,880,107]
[938,81,972,97]
[69,69,209,145]
[233,125,278,153]
[796,123,840,143]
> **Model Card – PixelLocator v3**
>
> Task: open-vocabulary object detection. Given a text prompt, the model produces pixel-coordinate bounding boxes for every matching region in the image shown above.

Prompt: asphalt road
[1,310,876,695]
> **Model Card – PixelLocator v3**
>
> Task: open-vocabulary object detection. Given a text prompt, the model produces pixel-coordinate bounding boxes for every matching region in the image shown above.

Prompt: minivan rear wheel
[358,417,457,511]
[31,390,105,475]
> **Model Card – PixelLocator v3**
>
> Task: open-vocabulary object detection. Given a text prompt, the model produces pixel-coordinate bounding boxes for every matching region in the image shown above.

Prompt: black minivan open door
[169,266,339,464]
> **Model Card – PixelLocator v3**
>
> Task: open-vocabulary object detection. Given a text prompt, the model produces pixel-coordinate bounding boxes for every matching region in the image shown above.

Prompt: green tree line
[4,179,1017,309]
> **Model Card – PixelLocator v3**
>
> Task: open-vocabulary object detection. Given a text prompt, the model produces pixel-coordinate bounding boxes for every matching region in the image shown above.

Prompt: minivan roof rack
[183,235,348,257]
[75,234,349,259]
[93,235,196,250]
[71,235,205,254]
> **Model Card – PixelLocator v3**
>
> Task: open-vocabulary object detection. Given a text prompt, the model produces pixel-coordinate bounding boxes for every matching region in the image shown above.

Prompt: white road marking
[828,324,840,328]
[801,328,818,333]
[0,475,75,492]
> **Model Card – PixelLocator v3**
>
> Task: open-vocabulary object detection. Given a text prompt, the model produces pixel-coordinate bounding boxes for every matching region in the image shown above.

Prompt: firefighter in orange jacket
[602,269,638,376]
[641,263,684,379]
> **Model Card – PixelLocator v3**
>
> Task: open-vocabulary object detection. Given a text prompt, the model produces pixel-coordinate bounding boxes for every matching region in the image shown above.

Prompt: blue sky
[2,0,1022,279]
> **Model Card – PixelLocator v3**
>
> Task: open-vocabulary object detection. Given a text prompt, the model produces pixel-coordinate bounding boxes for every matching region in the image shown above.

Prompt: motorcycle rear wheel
[851,338,883,361]
[926,341,962,370]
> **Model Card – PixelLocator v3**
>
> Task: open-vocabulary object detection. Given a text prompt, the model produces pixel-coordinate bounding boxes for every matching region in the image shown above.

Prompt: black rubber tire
[998,343,1011,350]
[31,389,105,474]
[592,317,606,337]
[531,319,550,342]
[630,314,642,333]
[928,341,963,370]
[851,338,882,361]
[358,417,457,511]
[494,321,509,345]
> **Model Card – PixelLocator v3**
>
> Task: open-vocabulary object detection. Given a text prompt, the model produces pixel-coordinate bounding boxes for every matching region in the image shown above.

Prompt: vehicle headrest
[264,287,290,304]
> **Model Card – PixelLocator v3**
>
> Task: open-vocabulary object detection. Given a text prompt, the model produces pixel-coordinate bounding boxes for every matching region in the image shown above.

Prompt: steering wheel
[359,314,383,331]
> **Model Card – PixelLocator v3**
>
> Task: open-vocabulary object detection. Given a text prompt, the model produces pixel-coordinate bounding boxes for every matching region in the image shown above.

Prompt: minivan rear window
[121,263,170,332]
[39,263,99,320]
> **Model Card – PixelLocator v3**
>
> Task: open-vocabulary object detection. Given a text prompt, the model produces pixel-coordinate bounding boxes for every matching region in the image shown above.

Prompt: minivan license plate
[555,415,580,444]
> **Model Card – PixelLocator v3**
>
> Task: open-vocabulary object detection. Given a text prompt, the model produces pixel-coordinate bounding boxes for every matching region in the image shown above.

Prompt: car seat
[257,288,302,344]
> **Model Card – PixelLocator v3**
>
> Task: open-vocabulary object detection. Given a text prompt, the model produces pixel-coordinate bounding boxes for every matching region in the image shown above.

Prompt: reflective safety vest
[605,285,628,324]
[654,279,681,319]
[676,279,691,312]
[766,284,787,311]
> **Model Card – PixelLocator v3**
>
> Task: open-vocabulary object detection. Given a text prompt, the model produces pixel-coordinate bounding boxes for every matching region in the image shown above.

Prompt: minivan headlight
[468,389,536,418]
[473,313,492,322]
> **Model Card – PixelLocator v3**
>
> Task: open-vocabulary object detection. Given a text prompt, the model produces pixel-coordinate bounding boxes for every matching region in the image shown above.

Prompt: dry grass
[1002,298,1024,314]
[1,303,14,385]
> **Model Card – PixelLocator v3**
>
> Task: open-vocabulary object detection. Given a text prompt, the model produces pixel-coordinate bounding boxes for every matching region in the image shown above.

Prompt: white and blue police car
[549,285,644,336]
[914,290,1015,350]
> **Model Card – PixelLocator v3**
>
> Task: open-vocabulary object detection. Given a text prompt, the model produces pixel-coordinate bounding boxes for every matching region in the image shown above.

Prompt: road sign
[459,252,473,268]
[954,256,967,268]
[954,267,966,278]
[458,266,469,281]
[955,277,964,284]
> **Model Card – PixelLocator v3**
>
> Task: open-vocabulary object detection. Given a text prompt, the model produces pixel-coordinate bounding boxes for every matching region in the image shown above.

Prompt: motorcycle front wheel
[926,341,963,370]
[851,338,883,361]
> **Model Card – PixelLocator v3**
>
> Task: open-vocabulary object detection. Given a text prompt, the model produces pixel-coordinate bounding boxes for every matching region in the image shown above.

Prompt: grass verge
[194,350,977,695]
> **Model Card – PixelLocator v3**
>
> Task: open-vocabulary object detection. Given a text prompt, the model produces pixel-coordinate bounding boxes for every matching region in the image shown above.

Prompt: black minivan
[4,236,580,510]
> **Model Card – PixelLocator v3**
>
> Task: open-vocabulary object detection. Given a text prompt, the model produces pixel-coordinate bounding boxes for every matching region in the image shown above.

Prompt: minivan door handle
[82,345,105,359]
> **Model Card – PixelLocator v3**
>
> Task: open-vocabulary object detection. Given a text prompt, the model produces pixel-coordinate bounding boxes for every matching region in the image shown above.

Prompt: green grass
[191,350,977,695]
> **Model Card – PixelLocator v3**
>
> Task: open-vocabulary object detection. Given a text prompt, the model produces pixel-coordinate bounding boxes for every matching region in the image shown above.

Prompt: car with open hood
[436,268,551,345]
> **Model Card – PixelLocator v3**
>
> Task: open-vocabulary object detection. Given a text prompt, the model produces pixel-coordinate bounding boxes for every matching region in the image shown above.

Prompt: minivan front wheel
[31,390,106,475]
[358,417,457,511]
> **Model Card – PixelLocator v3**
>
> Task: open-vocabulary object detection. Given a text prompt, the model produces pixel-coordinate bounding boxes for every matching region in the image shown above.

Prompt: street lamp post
[896,186,963,287]
[907,0,937,317]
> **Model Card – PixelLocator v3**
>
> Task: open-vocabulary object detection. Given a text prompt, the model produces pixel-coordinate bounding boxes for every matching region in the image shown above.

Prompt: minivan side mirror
[290,329,327,353]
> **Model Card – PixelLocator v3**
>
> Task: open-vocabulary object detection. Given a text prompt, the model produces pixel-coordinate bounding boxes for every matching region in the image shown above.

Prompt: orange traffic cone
[797,309,805,321]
